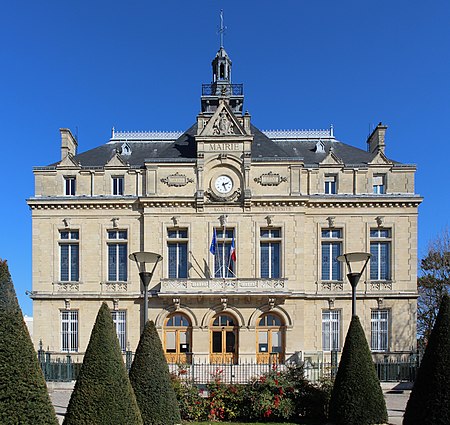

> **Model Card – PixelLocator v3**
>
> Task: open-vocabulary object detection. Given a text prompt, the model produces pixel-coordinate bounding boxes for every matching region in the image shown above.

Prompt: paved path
[48,381,410,425]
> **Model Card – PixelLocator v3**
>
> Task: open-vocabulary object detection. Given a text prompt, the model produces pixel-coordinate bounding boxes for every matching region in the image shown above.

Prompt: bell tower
[201,11,244,115]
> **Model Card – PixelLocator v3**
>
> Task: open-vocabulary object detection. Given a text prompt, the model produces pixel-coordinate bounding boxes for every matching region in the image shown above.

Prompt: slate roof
[56,122,399,169]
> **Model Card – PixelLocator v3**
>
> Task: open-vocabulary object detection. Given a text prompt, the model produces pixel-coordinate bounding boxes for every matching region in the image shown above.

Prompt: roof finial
[218,9,227,48]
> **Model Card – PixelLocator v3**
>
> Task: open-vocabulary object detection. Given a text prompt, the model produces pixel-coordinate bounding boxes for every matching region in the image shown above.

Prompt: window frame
[64,176,76,196]
[59,230,79,282]
[167,229,188,279]
[61,310,79,352]
[324,174,337,195]
[111,310,127,352]
[370,228,391,281]
[107,230,128,282]
[260,228,282,278]
[372,174,385,194]
[322,309,341,352]
[213,228,236,278]
[321,229,343,281]
[112,175,125,196]
[371,309,389,352]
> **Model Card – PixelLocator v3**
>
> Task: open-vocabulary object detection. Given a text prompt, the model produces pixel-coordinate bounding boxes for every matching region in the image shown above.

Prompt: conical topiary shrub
[63,302,142,424]
[403,294,450,425]
[129,320,181,425]
[0,259,58,424]
[328,316,387,425]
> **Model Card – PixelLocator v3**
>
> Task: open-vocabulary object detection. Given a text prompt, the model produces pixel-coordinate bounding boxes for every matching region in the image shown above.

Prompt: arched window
[164,313,192,364]
[210,313,238,364]
[256,313,285,364]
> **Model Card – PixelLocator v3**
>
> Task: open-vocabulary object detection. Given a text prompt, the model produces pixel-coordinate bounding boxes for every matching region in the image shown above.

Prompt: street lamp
[337,252,371,317]
[129,251,162,325]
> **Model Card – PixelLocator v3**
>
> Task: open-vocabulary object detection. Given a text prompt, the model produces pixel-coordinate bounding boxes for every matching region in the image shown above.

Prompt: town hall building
[28,44,422,365]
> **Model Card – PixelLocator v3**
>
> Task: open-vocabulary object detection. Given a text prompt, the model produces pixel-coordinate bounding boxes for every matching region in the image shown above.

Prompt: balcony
[202,83,244,97]
[160,277,288,295]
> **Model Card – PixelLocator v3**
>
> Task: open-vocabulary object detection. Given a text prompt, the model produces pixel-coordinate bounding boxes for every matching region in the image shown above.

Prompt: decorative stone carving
[321,282,344,291]
[213,111,235,135]
[375,216,384,227]
[62,218,71,228]
[171,216,180,226]
[219,214,228,227]
[111,217,120,228]
[160,172,194,187]
[377,297,384,308]
[113,299,119,310]
[57,282,79,292]
[328,298,335,309]
[254,171,288,186]
[268,298,275,310]
[327,216,335,228]
[265,215,274,226]
[370,281,392,291]
[205,188,241,202]
[64,299,71,309]
[104,281,128,292]
[173,298,180,310]
[221,297,228,310]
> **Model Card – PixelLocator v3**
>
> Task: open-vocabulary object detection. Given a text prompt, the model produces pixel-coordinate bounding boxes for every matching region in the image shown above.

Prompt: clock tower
[195,45,253,211]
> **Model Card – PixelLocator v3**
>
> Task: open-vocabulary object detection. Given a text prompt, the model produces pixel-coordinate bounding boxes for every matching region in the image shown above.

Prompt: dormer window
[325,175,337,194]
[315,141,325,153]
[64,176,76,196]
[112,176,124,196]
[373,175,385,194]
[121,143,131,156]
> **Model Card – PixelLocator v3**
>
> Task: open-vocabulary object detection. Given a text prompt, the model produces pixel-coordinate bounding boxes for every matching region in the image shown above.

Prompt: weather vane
[218,9,227,48]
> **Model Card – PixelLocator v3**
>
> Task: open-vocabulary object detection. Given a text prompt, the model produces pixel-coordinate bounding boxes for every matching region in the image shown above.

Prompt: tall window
[61,310,78,352]
[322,310,340,351]
[370,229,391,280]
[324,175,337,194]
[321,229,342,281]
[371,310,389,351]
[108,230,127,281]
[213,228,235,278]
[373,175,385,194]
[60,230,79,282]
[112,310,126,352]
[112,176,124,195]
[64,176,76,196]
[260,228,281,278]
[257,313,285,363]
[168,229,188,278]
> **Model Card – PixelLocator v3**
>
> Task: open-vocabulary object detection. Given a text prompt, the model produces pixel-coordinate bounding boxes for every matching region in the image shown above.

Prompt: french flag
[230,236,236,262]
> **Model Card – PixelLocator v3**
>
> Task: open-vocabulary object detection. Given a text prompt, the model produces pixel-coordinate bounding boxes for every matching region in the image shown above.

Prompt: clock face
[214,175,233,194]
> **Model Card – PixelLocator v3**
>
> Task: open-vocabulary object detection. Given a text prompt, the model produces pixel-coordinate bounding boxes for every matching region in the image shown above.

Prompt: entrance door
[256,313,285,364]
[164,314,192,364]
[210,314,238,364]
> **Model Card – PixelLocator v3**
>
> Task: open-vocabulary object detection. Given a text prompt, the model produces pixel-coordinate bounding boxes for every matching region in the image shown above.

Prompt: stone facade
[28,47,421,364]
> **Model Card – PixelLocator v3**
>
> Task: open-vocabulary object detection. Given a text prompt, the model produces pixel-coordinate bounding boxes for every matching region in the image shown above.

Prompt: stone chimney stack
[367,122,387,154]
[60,128,78,160]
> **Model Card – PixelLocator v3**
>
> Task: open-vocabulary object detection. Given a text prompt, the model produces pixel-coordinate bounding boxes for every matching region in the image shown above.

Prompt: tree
[403,294,450,425]
[129,320,181,425]
[417,228,450,347]
[0,259,58,424]
[63,303,142,425]
[328,316,387,425]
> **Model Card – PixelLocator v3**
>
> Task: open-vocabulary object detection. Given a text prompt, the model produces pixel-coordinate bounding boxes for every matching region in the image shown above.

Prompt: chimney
[60,128,78,160]
[367,122,387,155]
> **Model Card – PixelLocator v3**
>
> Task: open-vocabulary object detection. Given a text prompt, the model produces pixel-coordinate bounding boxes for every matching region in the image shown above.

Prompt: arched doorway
[164,313,192,364]
[210,313,238,364]
[256,313,285,364]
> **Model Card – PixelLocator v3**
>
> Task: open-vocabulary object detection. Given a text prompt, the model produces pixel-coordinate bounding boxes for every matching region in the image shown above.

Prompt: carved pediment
[199,101,246,137]
[369,150,392,165]
[105,153,129,168]
[57,154,80,168]
[320,149,343,165]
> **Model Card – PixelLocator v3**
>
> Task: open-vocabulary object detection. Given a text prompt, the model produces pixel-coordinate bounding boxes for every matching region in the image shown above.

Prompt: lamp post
[129,251,162,325]
[337,252,371,317]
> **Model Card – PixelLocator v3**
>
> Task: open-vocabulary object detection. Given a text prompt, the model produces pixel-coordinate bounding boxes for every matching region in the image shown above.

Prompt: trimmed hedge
[129,320,181,425]
[328,316,387,425]
[404,294,450,425]
[0,259,58,424]
[63,303,142,424]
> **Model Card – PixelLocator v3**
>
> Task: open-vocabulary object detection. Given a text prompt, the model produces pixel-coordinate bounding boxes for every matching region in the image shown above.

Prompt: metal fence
[38,351,420,384]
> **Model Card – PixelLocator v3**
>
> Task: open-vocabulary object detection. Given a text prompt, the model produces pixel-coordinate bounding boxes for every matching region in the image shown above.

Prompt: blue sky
[1,1,449,316]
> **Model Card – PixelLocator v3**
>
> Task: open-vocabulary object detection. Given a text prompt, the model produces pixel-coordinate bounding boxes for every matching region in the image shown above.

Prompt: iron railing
[202,83,244,96]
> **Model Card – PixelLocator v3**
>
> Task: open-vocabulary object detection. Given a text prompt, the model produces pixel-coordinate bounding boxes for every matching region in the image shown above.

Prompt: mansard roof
[52,123,402,169]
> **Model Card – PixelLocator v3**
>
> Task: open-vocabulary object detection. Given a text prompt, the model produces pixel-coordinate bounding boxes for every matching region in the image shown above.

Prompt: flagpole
[222,222,226,278]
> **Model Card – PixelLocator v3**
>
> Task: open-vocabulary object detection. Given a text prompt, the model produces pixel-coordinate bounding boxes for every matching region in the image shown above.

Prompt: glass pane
[178,243,188,278]
[60,231,69,239]
[60,245,69,281]
[166,332,176,352]
[258,331,268,352]
[118,244,127,281]
[271,331,282,353]
[70,245,79,281]
[212,331,222,353]
[260,243,269,278]
[225,331,235,353]
[271,243,280,278]
[108,245,117,281]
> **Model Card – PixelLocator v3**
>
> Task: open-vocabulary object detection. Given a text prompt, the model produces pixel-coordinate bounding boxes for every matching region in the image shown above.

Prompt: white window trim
[61,310,79,352]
